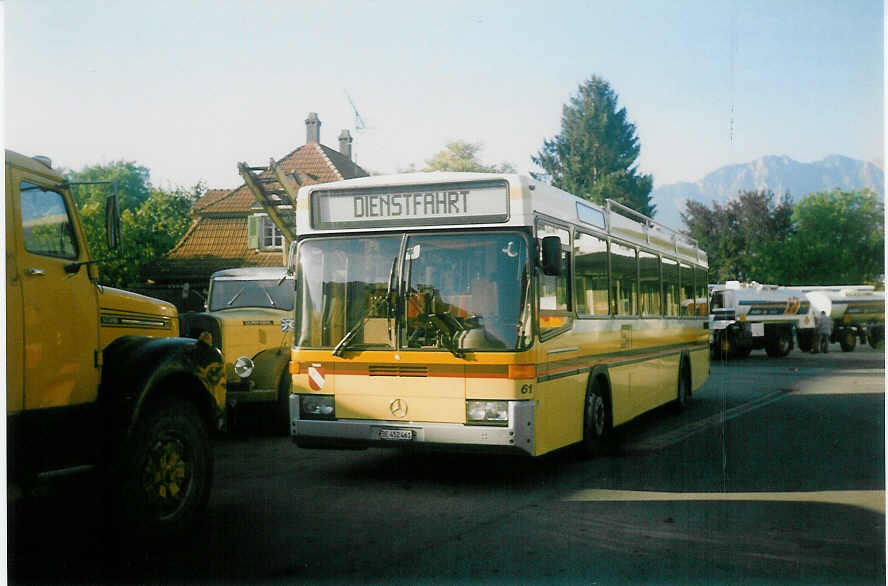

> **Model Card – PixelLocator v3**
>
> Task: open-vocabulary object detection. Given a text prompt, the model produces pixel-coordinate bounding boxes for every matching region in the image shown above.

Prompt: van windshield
[294,232,530,352]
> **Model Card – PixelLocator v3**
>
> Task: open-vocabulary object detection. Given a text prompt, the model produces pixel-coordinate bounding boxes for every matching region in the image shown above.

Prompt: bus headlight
[300,394,335,420]
[466,400,508,426]
[234,356,254,378]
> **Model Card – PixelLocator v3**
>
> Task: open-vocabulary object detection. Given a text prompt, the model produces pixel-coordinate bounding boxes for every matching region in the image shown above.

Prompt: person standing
[814,310,833,354]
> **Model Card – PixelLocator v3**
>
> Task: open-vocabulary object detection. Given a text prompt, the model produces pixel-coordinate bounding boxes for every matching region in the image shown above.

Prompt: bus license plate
[379,429,414,441]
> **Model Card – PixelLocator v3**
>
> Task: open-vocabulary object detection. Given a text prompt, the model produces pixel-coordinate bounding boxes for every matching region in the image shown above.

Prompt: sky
[4,1,884,220]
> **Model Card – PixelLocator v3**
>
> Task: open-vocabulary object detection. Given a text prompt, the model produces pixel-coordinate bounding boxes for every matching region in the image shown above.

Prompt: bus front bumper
[291,398,535,456]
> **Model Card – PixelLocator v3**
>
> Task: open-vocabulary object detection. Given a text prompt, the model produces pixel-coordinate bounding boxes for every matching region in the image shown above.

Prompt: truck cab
[180,267,294,432]
[6,149,226,534]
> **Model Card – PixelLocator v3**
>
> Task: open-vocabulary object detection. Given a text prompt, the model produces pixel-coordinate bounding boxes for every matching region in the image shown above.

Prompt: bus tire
[277,373,292,436]
[839,330,857,352]
[116,396,213,537]
[671,359,692,413]
[581,378,612,457]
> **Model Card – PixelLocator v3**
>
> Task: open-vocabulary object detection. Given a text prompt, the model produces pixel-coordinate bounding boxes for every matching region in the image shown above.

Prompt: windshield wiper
[418,312,466,359]
[332,255,399,357]
[332,293,390,357]
[226,287,245,306]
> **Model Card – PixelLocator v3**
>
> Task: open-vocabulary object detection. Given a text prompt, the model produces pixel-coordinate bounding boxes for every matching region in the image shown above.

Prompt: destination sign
[311,180,510,229]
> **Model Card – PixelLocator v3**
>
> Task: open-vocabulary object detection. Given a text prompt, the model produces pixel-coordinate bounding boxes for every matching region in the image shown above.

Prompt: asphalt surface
[8,343,886,585]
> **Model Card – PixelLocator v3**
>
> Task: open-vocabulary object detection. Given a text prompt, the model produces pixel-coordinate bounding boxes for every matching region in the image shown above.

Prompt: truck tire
[869,327,883,350]
[117,396,213,536]
[839,330,857,352]
[765,329,792,358]
[797,330,815,353]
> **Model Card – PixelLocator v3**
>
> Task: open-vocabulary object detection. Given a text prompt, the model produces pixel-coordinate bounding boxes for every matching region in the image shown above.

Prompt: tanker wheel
[765,329,792,358]
[839,330,857,352]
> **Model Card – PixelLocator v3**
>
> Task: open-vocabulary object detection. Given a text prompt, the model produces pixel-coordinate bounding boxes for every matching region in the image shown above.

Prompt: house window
[260,216,283,250]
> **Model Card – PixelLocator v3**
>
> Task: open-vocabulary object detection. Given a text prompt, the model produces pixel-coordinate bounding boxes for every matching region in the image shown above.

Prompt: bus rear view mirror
[541,236,562,276]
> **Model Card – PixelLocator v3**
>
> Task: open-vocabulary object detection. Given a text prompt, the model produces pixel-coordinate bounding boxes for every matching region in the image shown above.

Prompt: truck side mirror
[540,236,562,276]
[105,194,121,250]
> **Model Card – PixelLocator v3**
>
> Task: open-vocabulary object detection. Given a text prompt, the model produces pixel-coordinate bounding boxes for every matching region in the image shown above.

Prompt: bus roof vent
[725,280,741,289]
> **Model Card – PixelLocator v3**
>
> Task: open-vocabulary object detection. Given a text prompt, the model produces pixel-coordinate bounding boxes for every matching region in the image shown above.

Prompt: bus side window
[695,268,708,315]
[537,221,572,335]
[679,263,694,316]
[639,251,661,316]
[574,232,609,316]
[662,257,679,316]
[610,242,637,316]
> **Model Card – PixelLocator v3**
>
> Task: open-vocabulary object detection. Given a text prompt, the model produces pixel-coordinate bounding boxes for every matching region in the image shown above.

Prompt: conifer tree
[532,76,655,217]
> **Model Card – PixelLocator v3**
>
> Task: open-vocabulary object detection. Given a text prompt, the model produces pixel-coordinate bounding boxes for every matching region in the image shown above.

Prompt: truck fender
[99,335,226,445]
[249,347,291,390]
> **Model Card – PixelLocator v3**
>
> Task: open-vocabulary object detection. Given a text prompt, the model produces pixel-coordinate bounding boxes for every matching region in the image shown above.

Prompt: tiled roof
[150,216,283,284]
[199,142,368,215]
[192,188,233,212]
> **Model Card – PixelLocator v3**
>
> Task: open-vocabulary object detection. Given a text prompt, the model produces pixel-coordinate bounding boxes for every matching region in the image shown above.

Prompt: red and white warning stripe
[307,365,326,390]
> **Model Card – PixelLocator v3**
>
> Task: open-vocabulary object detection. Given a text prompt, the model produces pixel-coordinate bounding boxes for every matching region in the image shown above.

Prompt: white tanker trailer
[802,288,885,352]
[709,281,813,358]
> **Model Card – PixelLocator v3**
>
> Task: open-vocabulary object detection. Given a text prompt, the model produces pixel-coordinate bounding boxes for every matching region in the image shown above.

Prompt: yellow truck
[180,267,294,433]
[6,149,226,535]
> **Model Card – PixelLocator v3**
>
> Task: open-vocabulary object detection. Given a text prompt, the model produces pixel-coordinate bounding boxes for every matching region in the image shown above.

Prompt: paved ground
[8,343,885,585]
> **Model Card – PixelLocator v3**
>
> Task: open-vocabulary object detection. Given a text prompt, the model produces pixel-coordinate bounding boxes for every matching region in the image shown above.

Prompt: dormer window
[248,214,284,250]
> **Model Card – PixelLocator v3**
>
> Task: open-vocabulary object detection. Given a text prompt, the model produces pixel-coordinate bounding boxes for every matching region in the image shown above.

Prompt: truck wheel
[797,330,814,353]
[277,373,292,436]
[581,379,612,457]
[765,329,792,358]
[870,328,884,350]
[839,330,857,352]
[118,397,212,536]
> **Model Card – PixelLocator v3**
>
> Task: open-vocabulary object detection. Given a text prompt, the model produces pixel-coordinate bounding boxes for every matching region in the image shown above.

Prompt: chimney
[305,112,321,143]
[338,129,353,161]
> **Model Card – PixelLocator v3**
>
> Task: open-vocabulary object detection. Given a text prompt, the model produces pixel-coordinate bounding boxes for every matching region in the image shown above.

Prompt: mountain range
[651,154,884,229]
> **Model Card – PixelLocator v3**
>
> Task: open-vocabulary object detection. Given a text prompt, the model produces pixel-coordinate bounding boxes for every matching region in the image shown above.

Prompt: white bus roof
[295,172,707,267]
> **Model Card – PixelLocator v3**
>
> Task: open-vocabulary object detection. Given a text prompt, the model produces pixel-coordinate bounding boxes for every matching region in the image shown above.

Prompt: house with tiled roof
[145,113,368,310]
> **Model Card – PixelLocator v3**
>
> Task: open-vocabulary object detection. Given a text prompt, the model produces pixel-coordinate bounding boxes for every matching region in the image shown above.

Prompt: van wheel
[277,374,292,436]
[117,397,212,536]
[581,379,612,457]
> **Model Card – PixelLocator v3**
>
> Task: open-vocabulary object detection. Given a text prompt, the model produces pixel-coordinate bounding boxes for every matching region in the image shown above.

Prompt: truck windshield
[209,278,295,311]
[294,232,530,352]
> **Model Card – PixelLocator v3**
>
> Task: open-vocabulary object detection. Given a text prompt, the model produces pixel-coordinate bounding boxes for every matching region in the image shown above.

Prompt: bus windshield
[294,231,530,352]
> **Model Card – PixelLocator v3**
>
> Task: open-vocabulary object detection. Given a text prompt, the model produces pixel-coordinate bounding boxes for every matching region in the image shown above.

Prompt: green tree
[423,140,515,173]
[66,161,203,287]
[532,76,655,217]
[682,190,793,282]
[777,189,884,285]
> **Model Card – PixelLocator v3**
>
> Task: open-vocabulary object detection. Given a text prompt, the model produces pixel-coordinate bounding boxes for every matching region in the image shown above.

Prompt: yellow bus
[286,173,709,456]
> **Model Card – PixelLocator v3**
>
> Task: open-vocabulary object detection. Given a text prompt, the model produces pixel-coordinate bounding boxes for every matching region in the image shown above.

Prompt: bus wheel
[117,397,212,537]
[582,380,612,457]
[870,328,884,350]
[839,331,857,352]
[671,360,691,413]
[277,373,292,436]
